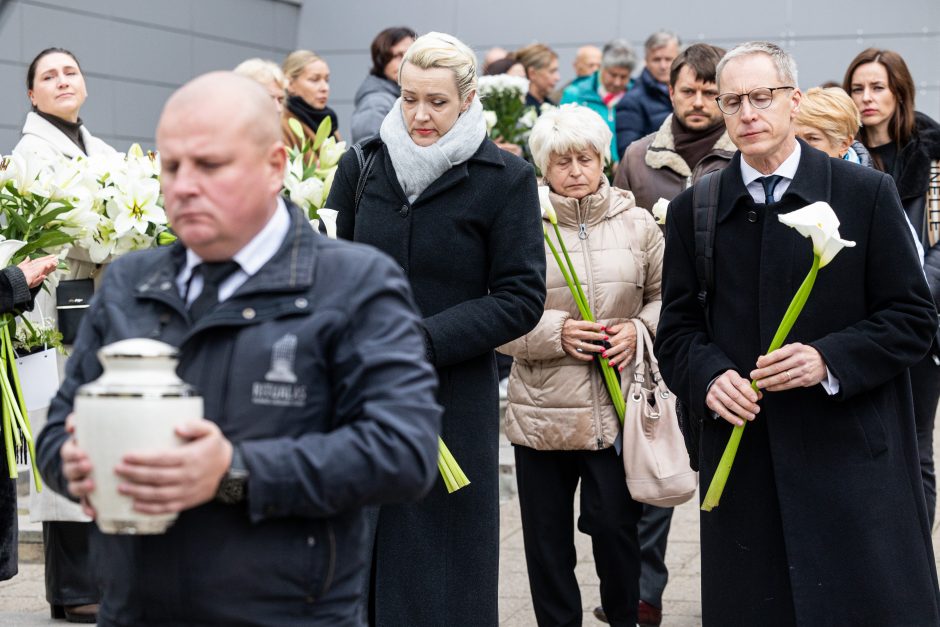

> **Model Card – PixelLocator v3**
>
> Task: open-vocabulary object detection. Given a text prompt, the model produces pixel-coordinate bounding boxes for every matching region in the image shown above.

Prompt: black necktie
[189,261,241,321]
[759,175,784,204]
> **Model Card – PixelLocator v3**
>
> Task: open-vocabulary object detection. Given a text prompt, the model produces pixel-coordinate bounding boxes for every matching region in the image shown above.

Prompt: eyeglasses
[715,86,795,115]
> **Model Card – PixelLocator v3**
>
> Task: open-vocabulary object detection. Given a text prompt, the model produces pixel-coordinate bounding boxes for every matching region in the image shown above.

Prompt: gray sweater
[350,74,399,144]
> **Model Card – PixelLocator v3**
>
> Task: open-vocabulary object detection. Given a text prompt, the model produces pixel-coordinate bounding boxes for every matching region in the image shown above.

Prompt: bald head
[574,46,602,77]
[158,71,281,150]
[156,71,287,262]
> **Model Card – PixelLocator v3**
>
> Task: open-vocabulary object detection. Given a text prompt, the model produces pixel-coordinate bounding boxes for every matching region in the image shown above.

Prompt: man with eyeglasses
[656,41,940,625]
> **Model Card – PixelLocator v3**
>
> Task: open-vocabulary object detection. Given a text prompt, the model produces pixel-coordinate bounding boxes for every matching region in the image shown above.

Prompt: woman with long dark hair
[350,26,416,143]
[844,48,940,527]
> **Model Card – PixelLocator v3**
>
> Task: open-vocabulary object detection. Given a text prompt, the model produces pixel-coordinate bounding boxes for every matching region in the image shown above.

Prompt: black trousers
[910,353,940,528]
[43,521,98,607]
[0,478,16,582]
[515,445,642,627]
[638,504,673,607]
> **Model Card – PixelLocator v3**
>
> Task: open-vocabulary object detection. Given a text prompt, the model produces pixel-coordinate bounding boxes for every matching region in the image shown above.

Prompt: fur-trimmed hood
[644,114,736,177]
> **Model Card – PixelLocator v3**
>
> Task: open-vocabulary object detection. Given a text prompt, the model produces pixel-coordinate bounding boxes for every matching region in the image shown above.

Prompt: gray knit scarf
[380,96,486,202]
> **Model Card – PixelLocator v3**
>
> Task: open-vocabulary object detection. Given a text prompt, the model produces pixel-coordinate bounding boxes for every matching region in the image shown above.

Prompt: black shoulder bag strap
[677,170,721,472]
[352,141,379,215]
[692,170,721,313]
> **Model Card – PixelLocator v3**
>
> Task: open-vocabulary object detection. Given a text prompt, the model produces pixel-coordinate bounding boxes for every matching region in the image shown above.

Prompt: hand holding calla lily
[701,202,855,511]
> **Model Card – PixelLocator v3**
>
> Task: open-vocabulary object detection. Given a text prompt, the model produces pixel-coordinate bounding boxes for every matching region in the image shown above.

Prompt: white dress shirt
[176,197,291,306]
[739,141,840,395]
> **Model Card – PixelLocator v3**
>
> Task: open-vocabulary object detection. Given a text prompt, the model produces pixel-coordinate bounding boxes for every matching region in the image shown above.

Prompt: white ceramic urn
[73,338,203,534]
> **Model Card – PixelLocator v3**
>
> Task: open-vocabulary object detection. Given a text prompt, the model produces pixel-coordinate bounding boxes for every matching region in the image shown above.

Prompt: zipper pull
[578,223,587,240]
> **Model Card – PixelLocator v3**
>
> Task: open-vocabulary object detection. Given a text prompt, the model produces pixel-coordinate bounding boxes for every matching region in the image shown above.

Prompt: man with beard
[605,43,730,627]
[614,43,732,218]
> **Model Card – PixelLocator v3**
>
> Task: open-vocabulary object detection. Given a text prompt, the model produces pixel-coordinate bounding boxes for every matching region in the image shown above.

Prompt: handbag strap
[632,320,662,384]
[631,319,647,385]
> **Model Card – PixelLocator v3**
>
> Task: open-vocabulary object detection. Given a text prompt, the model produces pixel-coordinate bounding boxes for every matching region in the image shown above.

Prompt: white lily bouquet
[36,145,169,263]
[0,154,87,487]
[701,202,855,511]
[282,117,345,238]
[478,75,538,149]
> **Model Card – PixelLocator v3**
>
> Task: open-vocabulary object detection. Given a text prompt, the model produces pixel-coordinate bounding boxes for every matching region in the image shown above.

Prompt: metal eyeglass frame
[715,86,796,115]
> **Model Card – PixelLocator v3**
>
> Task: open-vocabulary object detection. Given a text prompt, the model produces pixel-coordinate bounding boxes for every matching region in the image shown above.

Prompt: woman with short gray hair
[501,103,663,627]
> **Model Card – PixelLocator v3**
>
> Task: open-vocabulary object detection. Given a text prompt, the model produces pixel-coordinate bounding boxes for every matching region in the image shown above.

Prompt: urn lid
[98,338,179,360]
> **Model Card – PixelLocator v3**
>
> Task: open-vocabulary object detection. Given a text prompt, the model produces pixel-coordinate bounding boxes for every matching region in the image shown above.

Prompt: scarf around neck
[379,96,486,203]
[671,115,726,170]
[286,95,339,136]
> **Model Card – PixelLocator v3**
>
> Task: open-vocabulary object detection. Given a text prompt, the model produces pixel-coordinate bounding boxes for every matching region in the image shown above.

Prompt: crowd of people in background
[1,21,939,627]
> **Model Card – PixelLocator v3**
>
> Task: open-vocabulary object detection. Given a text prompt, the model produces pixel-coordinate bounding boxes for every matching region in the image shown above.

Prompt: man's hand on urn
[561,318,607,362]
[60,414,97,518]
[706,369,762,427]
[751,342,828,392]
[115,418,233,515]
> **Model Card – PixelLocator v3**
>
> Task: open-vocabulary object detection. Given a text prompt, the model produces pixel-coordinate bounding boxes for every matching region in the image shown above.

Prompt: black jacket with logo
[36,203,442,626]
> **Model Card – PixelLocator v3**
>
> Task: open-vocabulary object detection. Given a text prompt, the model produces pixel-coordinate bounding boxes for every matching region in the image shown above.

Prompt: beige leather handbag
[621,320,697,507]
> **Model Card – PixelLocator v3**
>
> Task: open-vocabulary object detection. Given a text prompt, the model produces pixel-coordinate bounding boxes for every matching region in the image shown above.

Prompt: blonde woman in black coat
[326,31,545,627]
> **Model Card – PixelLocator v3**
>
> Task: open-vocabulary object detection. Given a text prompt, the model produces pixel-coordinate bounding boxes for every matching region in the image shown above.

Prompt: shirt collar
[740,140,801,188]
[179,196,291,287]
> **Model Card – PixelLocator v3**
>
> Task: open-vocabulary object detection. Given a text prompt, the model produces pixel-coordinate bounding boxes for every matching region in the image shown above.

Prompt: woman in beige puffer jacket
[499,104,663,627]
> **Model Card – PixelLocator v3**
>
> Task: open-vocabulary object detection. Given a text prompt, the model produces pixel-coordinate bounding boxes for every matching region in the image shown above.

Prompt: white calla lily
[317,208,338,239]
[651,197,670,225]
[538,186,557,224]
[778,202,856,267]
[0,239,26,268]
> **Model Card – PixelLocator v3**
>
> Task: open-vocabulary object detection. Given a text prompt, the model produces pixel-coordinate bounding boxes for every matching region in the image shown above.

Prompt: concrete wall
[299,0,940,139]
[0,0,300,154]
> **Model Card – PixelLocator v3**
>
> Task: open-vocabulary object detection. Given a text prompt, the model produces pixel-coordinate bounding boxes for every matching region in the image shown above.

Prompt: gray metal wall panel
[0,0,300,152]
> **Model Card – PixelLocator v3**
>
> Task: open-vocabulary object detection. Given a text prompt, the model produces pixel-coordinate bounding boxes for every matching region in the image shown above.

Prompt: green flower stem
[544,229,626,423]
[701,255,821,511]
[2,392,14,478]
[552,223,591,320]
[438,436,470,494]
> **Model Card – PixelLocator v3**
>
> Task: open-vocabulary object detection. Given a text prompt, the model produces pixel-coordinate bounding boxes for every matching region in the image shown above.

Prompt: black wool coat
[656,142,940,626]
[326,136,546,626]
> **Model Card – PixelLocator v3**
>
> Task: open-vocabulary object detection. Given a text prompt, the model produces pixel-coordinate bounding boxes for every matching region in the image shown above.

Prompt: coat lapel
[757,142,832,350]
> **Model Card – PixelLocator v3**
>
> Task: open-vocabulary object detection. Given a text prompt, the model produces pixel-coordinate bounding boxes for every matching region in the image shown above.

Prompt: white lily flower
[0,239,26,268]
[10,151,44,196]
[778,201,856,267]
[538,186,557,225]
[107,177,165,236]
[651,197,670,225]
[288,176,325,212]
[317,208,338,239]
[483,110,498,133]
[318,137,346,170]
[86,219,116,263]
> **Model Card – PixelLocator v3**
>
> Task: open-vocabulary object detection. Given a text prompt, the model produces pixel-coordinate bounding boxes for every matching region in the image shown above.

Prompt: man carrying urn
[36,72,442,626]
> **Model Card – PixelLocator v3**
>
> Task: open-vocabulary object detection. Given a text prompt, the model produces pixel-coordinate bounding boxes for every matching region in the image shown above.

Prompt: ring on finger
[785,370,792,383]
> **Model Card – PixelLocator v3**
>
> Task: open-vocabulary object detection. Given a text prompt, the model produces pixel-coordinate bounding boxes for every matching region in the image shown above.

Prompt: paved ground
[3,427,940,626]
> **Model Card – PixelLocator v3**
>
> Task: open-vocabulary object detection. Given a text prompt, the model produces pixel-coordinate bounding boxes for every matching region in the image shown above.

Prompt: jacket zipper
[575,204,604,450]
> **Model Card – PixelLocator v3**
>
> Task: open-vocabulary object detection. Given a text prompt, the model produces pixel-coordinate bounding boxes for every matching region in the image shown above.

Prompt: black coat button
[399,205,410,218]
[747,210,758,223]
